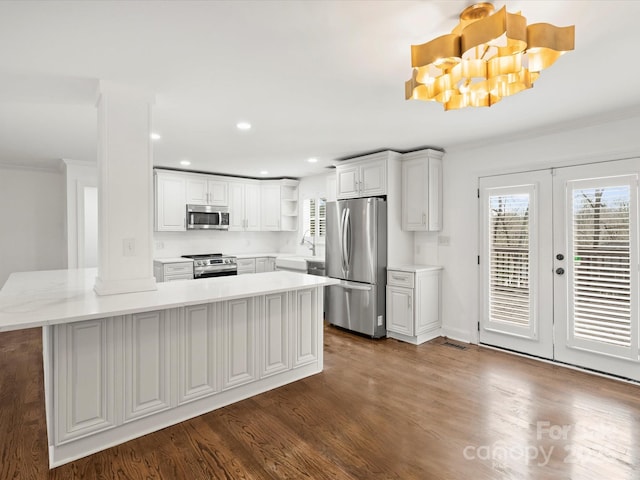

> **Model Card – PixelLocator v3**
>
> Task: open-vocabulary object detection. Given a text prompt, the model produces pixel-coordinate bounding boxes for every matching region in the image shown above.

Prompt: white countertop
[387,265,443,273]
[153,257,194,264]
[0,268,337,332]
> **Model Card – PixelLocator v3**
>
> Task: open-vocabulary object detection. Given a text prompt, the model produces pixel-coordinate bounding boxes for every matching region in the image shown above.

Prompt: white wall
[439,113,640,343]
[63,159,97,268]
[0,165,67,287]
[154,230,296,258]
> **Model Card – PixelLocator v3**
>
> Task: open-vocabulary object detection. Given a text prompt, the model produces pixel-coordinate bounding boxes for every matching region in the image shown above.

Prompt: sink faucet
[300,230,316,257]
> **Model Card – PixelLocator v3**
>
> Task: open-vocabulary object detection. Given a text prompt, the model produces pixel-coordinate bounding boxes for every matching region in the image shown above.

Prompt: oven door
[197,270,237,278]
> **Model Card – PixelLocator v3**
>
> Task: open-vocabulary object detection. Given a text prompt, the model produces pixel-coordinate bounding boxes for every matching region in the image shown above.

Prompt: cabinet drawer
[165,274,193,282]
[164,262,193,275]
[387,270,414,288]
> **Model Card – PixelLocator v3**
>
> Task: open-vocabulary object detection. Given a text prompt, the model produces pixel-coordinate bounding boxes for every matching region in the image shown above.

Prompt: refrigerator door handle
[341,207,349,274]
[336,280,372,292]
[343,207,351,270]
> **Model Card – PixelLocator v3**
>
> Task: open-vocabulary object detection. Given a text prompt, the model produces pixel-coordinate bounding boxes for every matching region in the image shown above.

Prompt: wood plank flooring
[1,325,640,479]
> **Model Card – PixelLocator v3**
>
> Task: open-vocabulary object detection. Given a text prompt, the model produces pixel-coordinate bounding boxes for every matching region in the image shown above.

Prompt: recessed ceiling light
[150,132,161,140]
[260,170,269,175]
[307,157,318,163]
[236,121,252,131]
[180,159,191,166]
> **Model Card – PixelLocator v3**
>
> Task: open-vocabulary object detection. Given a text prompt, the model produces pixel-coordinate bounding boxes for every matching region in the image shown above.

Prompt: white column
[94,81,157,295]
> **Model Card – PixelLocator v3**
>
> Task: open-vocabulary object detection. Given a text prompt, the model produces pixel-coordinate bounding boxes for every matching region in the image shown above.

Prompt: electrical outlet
[438,235,450,246]
[123,238,136,256]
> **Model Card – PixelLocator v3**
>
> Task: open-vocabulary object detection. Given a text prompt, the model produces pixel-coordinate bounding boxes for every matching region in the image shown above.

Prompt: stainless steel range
[181,253,237,278]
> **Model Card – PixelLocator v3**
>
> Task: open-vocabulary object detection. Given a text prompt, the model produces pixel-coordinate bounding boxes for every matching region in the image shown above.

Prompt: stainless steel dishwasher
[306,260,325,277]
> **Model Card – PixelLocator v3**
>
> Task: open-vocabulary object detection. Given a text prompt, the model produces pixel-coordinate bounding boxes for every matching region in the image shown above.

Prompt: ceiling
[1,1,640,179]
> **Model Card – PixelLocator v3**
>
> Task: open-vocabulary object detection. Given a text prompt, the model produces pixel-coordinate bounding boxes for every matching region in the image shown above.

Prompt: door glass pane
[572,185,631,347]
[489,194,531,327]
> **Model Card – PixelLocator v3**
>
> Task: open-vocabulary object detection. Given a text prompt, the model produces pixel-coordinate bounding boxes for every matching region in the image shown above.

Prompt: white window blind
[305,198,326,238]
[489,194,531,327]
[571,186,631,347]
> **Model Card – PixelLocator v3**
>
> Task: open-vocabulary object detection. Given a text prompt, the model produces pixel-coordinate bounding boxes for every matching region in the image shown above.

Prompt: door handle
[340,208,348,273]
[555,268,565,275]
[344,207,351,269]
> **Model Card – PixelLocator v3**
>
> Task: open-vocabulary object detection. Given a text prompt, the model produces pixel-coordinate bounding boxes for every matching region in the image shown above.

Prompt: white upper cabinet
[229,181,261,231]
[155,169,298,232]
[401,149,443,231]
[245,183,261,231]
[155,171,186,231]
[336,152,388,199]
[186,175,228,206]
[261,183,281,231]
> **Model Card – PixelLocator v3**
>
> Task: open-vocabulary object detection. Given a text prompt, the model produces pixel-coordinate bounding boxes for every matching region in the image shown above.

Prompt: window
[303,197,326,241]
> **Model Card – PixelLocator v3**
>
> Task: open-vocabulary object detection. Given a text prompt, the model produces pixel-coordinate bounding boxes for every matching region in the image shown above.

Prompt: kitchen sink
[275,255,325,274]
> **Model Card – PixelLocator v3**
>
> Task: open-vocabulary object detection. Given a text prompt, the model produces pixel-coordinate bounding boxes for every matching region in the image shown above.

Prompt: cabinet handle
[408,296,412,309]
[391,275,405,281]
[422,213,426,225]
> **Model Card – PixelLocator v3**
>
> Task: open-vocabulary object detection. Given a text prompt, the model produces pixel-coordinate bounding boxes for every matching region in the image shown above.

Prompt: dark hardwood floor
[1,324,639,479]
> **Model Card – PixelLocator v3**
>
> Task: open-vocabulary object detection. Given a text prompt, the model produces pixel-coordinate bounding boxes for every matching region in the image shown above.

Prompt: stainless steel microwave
[186,204,230,230]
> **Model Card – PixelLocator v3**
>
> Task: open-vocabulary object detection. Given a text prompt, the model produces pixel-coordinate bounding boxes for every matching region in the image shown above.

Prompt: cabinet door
[261,293,290,377]
[228,182,245,231]
[261,184,281,231]
[245,183,262,231]
[255,257,268,273]
[155,173,186,231]
[360,159,386,196]
[386,286,414,336]
[124,311,172,422]
[336,165,359,199]
[54,319,116,444]
[237,258,256,274]
[266,258,276,272]
[186,176,208,205]
[427,156,443,231]
[178,305,218,405]
[415,272,441,335]
[402,158,428,231]
[208,180,228,206]
[293,288,318,367]
[222,298,257,389]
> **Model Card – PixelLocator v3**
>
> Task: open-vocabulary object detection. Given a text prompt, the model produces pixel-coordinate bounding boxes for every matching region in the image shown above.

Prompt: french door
[479,159,640,380]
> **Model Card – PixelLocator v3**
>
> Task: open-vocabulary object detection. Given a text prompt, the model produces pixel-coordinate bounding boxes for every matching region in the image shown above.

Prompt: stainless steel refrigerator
[325,197,387,338]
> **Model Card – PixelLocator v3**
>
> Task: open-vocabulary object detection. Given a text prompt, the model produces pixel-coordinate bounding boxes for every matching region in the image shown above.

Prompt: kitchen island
[0,269,336,468]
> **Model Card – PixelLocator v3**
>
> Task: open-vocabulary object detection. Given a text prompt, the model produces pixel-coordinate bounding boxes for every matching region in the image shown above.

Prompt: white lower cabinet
[293,288,318,366]
[53,319,116,444]
[386,267,442,345]
[178,304,219,405]
[237,258,256,274]
[387,285,414,336]
[256,257,276,273]
[222,298,257,389]
[51,288,322,464]
[260,293,290,377]
[123,310,172,422]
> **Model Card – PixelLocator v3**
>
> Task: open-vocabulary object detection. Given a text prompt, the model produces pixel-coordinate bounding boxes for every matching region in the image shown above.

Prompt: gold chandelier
[405,2,575,110]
